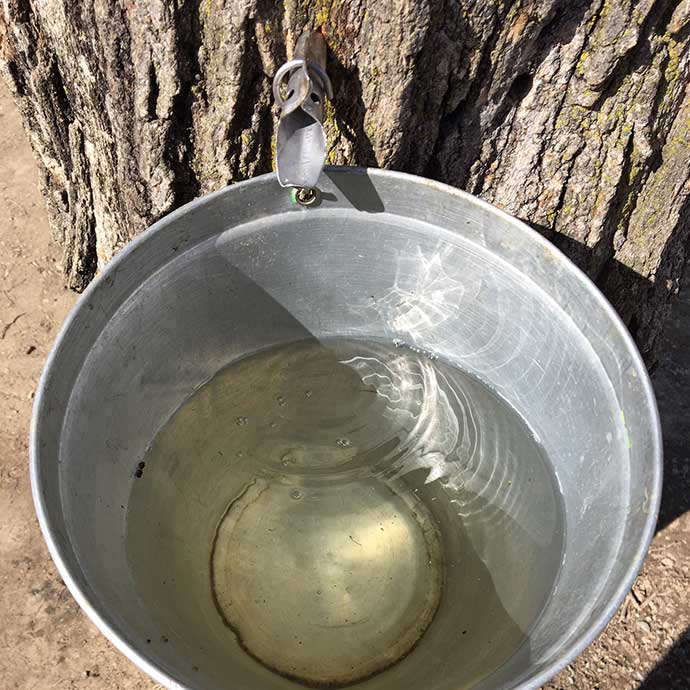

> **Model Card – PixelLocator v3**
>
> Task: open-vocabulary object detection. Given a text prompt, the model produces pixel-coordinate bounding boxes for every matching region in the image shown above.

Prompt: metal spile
[273,31,333,191]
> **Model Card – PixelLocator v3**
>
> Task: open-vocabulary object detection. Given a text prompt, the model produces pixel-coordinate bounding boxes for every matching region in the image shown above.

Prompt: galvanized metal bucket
[31,167,661,690]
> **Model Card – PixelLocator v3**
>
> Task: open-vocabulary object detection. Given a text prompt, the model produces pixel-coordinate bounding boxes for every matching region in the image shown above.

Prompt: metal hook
[272,32,332,191]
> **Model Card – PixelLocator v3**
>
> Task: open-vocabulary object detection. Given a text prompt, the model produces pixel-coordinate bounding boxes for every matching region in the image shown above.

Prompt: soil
[0,80,688,689]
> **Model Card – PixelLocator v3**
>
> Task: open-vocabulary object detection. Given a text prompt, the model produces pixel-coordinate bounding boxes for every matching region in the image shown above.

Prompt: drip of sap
[126,338,565,688]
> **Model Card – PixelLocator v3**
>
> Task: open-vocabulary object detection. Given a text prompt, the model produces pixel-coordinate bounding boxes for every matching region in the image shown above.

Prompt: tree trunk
[1,0,689,363]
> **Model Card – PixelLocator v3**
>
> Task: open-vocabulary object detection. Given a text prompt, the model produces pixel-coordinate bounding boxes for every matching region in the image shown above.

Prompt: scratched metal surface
[31,168,661,690]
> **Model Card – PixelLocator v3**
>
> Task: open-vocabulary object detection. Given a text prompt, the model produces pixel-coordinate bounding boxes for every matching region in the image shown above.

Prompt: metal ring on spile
[272,59,334,106]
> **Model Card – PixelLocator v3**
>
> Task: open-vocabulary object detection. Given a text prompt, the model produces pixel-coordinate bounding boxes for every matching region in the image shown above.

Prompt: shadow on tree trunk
[326,50,378,167]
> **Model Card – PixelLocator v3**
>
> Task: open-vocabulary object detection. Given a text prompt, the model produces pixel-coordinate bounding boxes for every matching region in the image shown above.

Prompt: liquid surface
[127,338,565,688]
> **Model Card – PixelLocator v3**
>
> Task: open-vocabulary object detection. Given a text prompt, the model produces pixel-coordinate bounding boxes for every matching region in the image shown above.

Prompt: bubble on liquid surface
[236,416,248,427]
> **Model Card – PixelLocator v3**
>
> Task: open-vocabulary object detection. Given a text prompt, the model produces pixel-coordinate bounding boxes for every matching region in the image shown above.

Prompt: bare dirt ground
[0,80,688,690]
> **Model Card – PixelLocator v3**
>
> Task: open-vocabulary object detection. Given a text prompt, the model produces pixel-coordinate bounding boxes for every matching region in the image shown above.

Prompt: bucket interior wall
[33,170,660,690]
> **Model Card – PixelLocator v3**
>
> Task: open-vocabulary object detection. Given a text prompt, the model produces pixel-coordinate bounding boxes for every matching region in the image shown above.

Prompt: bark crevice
[166,0,203,207]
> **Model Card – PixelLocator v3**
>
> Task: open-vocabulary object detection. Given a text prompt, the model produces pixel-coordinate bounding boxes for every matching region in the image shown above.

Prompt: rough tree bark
[1,0,690,363]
